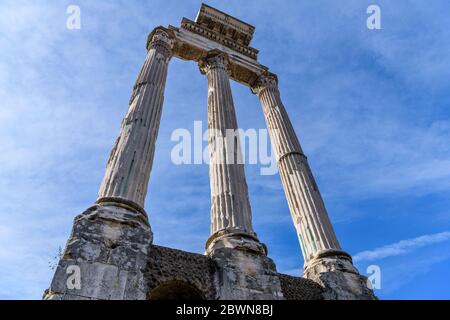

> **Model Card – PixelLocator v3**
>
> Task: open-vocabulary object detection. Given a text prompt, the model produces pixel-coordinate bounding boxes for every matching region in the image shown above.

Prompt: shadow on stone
[148,280,205,300]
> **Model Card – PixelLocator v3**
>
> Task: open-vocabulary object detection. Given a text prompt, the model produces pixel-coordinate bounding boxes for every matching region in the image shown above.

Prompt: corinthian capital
[251,73,278,96]
[198,50,230,75]
[147,28,174,59]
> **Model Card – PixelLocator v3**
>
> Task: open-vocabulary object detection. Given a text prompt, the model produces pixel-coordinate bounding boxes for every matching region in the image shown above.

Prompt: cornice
[180,18,258,60]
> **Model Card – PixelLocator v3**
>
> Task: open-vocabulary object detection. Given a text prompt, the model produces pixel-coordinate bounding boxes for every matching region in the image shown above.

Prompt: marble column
[199,51,265,255]
[97,29,174,212]
[44,29,174,301]
[252,74,375,299]
[198,53,283,299]
[251,73,343,261]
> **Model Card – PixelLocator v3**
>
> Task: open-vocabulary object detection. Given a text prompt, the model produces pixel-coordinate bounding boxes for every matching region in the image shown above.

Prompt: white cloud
[354,231,450,263]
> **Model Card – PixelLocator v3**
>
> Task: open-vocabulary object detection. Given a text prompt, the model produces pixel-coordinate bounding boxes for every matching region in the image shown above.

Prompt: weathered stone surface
[211,247,284,300]
[44,203,152,300]
[44,291,100,300]
[44,202,360,300]
[48,260,146,300]
[146,245,217,300]
[304,255,377,300]
[278,274,324,300]
[164,2,267,87]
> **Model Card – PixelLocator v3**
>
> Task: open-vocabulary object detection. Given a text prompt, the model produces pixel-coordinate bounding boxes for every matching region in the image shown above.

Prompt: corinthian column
[97,29,174,212]
[252,73,375,299]
[199,51,265,255]
[44,28,173,301]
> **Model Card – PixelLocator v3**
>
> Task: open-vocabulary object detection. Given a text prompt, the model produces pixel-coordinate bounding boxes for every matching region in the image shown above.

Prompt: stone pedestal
[212,247,284,300]
[304,251,376,300]
[44,203,152,300]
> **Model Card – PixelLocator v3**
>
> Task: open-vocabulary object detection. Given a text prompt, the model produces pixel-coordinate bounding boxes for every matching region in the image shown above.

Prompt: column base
[304,250,377,300]
[43,202,152,300]
[205,231,283,300]
[205,229,267,256]
[96,196,147,217]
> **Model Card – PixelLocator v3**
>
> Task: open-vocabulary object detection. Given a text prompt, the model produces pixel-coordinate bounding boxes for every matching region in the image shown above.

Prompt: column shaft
[97,30,173,210]
[200,52,260,252]
[252,74,343,262]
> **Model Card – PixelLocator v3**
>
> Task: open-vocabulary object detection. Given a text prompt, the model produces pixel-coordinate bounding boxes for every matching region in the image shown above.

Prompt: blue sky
[1,0,450,299]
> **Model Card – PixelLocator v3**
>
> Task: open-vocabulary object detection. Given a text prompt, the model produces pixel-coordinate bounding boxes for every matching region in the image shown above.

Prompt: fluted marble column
[251,73,350,263]
[252,73,375,299]
[199,51,265,255]
[97,29,174,211]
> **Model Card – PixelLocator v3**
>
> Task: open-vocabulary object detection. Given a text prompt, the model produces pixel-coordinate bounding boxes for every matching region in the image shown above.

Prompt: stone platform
[43,203,323,300]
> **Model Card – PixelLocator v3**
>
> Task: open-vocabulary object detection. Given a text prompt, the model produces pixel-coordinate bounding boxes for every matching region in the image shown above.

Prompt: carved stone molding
[147,28,175,59]
[198,50,230,75]
[251,73,278,96]
[180,18,258,60]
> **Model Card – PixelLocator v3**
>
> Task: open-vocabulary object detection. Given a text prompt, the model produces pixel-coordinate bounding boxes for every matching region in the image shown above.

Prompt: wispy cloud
[354,231,450,263]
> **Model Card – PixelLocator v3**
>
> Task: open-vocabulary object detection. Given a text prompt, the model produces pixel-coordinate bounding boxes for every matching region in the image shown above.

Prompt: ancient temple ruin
[44,4,375,300]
